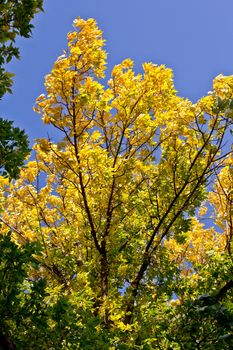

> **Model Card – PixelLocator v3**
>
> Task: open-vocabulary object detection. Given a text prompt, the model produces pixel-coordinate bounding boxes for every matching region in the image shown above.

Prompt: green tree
[0,0,44,98]
[0,233,45,350]
[0,1,44,178]
[0,118,29,178]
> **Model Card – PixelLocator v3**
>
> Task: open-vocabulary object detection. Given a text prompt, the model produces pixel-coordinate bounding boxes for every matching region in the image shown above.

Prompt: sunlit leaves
[1,17,233,348]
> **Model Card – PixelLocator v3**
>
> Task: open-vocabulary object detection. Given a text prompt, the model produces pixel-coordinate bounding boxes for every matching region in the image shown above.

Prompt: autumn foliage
[0,18,233,349]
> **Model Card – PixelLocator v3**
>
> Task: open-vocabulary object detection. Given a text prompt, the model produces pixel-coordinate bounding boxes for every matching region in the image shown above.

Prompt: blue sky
[1,0,233,143]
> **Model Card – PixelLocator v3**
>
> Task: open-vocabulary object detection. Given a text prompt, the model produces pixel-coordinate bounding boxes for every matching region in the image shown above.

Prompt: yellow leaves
[165,218,225,271]
[198,205,208,216]
[23,229,38,242]
[67,31,77,42]
[196,95,215,115]
[70,17,106,78]
[98,297,136,332]
[213,74,233,99]
[135,159,152,174]
[117,264,129,276]
[19,161,39,183]
[0,175,9,188]
[73,17,96,31]
[135,113,153,129]
[70,45,82,57]
[97,88,113,112]
[34,18,107,131]
[143,62,174,94]
[111,58,134,77]
[110,59,138,104]
[75,77,104,111]
[34,138,51,153]
[208,156,233,237]
[0,176,9,212]
[170,299,181,307]
[90,130,102,142]
[2,17,233,336]
[35,93,45,103]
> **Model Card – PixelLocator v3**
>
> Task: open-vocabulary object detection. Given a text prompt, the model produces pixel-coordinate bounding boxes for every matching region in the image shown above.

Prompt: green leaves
[170,292,233,349]
[0,69,15,97]
[0,0,44,99]
[0,118,30,178]
[0,233,44,349]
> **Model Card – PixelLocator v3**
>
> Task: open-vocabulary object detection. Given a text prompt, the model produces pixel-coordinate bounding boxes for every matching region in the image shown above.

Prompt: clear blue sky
[1,0,233,143]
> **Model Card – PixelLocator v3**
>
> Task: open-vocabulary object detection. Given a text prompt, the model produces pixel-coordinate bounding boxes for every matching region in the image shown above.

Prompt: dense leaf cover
[0,18,233,349]
[0,118,30,178]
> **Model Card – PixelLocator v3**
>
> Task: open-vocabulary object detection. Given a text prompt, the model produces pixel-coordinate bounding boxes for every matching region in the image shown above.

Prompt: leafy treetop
[0,18,233,349]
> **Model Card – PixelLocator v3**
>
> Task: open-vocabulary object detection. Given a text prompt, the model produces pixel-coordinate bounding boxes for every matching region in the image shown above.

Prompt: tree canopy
[0,18,233,349]
[0,0,44,179]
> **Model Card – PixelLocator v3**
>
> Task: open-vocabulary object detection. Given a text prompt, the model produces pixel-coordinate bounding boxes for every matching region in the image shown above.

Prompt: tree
[0,118,29,178]
[0,1,44,177]
[0,18,233,348]
[0,233,46,350]
[0,0,44,178]
[0,0,44,98]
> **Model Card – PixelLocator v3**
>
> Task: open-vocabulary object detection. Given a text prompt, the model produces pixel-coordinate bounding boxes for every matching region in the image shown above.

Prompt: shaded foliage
[0,118,30,178]
[0,0,44,98]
